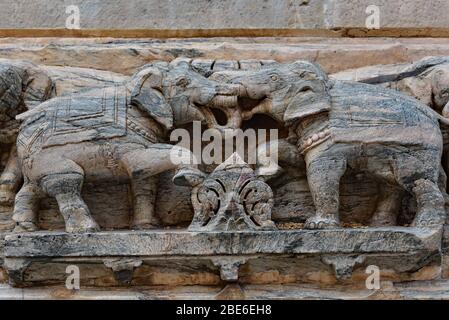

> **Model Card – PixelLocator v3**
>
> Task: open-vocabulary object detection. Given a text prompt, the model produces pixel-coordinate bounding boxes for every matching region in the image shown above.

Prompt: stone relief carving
[0,57,446,233]
[174,152,276,231]
[0,59,53,206]
[211,60,449,229]
[0,59,129,209]
[0,57,448,288]
[11,60,242,233]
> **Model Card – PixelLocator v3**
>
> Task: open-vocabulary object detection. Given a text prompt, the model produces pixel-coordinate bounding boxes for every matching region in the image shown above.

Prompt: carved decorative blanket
[43,85,128,148]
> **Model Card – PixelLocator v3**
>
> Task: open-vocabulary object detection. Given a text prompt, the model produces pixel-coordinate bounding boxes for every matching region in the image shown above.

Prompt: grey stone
[0,56,447,297]
[4,228,441,257]
[1,0,449,31]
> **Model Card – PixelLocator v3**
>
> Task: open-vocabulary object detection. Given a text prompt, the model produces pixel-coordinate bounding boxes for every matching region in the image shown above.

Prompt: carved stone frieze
[174,153,276,231]
[0,56,447,291]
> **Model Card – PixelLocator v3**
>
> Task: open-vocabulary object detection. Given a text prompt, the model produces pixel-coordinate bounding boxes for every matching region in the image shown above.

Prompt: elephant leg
[12,181,41,232]
[411,179,446,228]
[40,162,98,233]
[370,184,403,227]
[130,174,160,229]
[393,150,446,228]
[0,146,23,205]
[121,144,197,229]
[304,156,347,229]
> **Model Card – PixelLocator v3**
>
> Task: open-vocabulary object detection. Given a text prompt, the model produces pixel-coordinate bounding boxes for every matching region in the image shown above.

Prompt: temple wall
[0,0,449,300]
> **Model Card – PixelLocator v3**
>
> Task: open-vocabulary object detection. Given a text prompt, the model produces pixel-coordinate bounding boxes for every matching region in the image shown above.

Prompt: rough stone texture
[176,153,276,231]
[5,228,440,257]
[0,0,449,300]
[2,38,449,75]
[3,228,441,287]
[331,56,449,113]
[0,49,448,298]
[1,0,449,32]
[1,280,449,300]
[13,60,243,233]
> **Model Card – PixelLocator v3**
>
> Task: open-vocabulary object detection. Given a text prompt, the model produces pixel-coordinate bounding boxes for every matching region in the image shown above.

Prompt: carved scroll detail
[187,153,276,231]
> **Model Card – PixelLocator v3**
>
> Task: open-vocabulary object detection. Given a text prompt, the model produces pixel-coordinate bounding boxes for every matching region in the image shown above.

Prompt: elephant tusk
[208,95,238,109]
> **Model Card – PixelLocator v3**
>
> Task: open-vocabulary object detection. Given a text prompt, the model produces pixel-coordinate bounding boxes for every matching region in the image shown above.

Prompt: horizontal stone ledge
[2,28,449,39]
[4,227,441,258]
[2,37,449,75]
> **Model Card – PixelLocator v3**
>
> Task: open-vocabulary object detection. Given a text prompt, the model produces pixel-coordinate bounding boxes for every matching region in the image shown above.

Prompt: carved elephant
[0,59,53,205]
[13,60,242,233]
[330,56,449,115]
[211,60,449,229]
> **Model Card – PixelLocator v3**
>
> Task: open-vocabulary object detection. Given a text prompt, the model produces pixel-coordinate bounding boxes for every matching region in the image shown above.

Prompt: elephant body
[296,80,446,228]
[213,60,448,229]
[13,61,242,233]
[0,59,129,206]
[0,59,53,206]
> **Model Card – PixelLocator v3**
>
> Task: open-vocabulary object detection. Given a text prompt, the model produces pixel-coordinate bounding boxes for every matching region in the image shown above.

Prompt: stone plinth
[2,227,442,287]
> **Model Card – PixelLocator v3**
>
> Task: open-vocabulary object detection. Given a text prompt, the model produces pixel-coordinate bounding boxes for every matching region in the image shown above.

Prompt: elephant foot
[411,210,445,228]
[0,185,16,206]
[370,211,396,227]
[131,222,159,230]
[411,179,445,228]
[305,215,339,229]
[64,208,100,233]
[13,221,38,233]
[258,220,277,230]
[66,223,100,233]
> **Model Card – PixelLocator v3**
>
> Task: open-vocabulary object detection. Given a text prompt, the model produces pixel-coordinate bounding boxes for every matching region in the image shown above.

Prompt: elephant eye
[177,77,190,87]
[270,74,279,81]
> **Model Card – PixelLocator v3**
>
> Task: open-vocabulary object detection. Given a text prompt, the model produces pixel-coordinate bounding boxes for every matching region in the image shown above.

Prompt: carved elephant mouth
[198,92,243,132]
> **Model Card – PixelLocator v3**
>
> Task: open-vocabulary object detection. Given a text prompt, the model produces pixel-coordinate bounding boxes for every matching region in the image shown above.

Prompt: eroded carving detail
[213,60,449,230]
[175,153,276,231]
[103,258,143,285]
[12,60,242,233]
[0,56,447,291]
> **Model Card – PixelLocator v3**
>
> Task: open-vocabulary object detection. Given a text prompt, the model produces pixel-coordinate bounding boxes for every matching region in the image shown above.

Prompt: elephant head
[0,59,53,143]
[128,60,243,131]
[210,60,332,128]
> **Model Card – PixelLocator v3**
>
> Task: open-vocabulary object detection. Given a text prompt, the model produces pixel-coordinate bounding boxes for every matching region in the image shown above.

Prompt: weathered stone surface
[1,226,442,287]
[331,56,449,113]
[1,0,449,32]
[12,60,243,233]
[175,153,276,231]
[0,53,447,298]
[4,228,441,257]
[2,38,449,75]
[214,59,449,229]
[2,278,449,300]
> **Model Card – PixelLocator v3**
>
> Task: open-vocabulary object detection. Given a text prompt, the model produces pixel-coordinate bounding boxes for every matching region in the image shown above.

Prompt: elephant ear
[129,67,174,130]
[283,80,332,124]
[282,62,331,124]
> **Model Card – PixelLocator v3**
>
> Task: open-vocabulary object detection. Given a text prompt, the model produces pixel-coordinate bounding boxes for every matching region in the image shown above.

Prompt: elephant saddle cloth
[41,85,128,148]
[328,81,442,148]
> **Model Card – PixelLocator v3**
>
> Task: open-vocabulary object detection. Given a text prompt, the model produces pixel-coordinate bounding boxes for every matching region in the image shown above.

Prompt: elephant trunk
[201,83,246,131]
